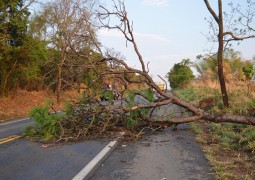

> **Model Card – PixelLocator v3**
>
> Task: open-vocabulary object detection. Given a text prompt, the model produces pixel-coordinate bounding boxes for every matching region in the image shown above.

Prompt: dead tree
[203,0,255,107]
[95,0,255,126]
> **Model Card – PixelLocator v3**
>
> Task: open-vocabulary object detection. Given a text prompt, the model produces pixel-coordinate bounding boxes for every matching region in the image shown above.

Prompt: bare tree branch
[203,0,219,24]
[223,31,255,40]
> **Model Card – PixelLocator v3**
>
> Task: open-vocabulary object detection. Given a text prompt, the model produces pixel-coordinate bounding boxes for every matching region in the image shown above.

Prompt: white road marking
[72,140,118,180]
[72,132,125,180]
[0,111,61,126]
[0,118,30,126]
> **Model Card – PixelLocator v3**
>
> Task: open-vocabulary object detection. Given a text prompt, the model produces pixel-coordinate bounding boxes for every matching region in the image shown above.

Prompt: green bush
[167,59,194,89]
[24,100,66,141]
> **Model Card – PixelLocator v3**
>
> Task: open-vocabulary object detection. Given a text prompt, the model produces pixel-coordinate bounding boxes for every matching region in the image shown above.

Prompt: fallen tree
[96,0,255,126]
[26,0,255,142]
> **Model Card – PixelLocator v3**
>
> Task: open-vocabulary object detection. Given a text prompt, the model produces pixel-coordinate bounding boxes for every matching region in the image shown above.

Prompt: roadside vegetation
[175,85,255,180]
[173,53,255,179]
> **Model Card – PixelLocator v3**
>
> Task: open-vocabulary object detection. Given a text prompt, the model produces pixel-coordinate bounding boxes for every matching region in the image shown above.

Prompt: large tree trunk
[217,0,229,107]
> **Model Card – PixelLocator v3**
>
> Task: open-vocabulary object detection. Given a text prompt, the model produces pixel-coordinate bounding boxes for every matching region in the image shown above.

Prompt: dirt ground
[0,90,81,122]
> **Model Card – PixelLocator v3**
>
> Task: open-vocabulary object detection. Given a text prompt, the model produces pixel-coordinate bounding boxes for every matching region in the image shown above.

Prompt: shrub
[167,59,194,89]
[24,100,66,141]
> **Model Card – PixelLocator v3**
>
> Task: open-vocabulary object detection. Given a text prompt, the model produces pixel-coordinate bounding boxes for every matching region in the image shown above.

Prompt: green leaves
[123,88,154,128]
[167,59,195,89]
[242,64,254,81]
[144,88,154,102]
[0,0,30,46]
[25,100,66,141]
[100,89,115,102]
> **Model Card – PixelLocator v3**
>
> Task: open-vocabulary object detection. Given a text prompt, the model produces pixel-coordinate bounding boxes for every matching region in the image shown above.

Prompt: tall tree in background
[0,0,33,95]
[203,0,255,107]
[35,0,100,102]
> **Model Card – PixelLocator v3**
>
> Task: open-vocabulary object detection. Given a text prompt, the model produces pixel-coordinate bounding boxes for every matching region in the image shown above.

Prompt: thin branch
[203,0,219,24]
[223,31,255,40]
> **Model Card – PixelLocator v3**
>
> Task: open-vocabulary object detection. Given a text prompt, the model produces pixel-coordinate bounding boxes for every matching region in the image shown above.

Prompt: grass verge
[175,85,255,180]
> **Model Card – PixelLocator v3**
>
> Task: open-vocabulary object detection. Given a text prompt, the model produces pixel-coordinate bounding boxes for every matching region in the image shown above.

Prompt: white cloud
[98,29,170,43]
[134,32,169,43]
[142,0,169,7]
[98,29,123,38]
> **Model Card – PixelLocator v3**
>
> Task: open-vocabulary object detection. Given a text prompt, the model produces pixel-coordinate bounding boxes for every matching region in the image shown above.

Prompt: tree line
[0,0,105,102]
[167,49,254,90]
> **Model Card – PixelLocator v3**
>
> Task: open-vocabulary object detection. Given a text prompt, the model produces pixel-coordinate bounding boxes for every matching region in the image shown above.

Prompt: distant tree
[203,0,255,107]
[242,63,254,95]
[194,54,218,82]
[243,64,254,81]
[21,35,49,90]
[194,49,251,83]
[167,59,194,89]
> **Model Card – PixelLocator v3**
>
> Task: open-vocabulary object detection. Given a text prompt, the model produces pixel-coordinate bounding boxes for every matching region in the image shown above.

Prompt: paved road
[0,118,110,180]
[0,118,33,139]
[0,138,108,180]
[92,126,215,180]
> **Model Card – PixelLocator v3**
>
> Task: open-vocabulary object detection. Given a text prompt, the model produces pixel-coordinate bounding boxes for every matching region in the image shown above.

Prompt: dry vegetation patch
[0,90,81,122]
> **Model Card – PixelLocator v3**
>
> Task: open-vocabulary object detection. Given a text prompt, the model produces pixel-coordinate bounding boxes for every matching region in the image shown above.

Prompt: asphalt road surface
[0,118,109,180]
[0,118,33,139]
[92,125,215,180]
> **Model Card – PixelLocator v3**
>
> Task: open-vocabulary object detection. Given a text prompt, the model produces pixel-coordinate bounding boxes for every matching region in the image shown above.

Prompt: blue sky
[98,0,255,82]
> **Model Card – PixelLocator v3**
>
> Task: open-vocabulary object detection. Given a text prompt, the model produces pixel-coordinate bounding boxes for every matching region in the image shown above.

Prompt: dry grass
[0,90,81,122]
[0,82,147,123]
[192,79,255,96]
